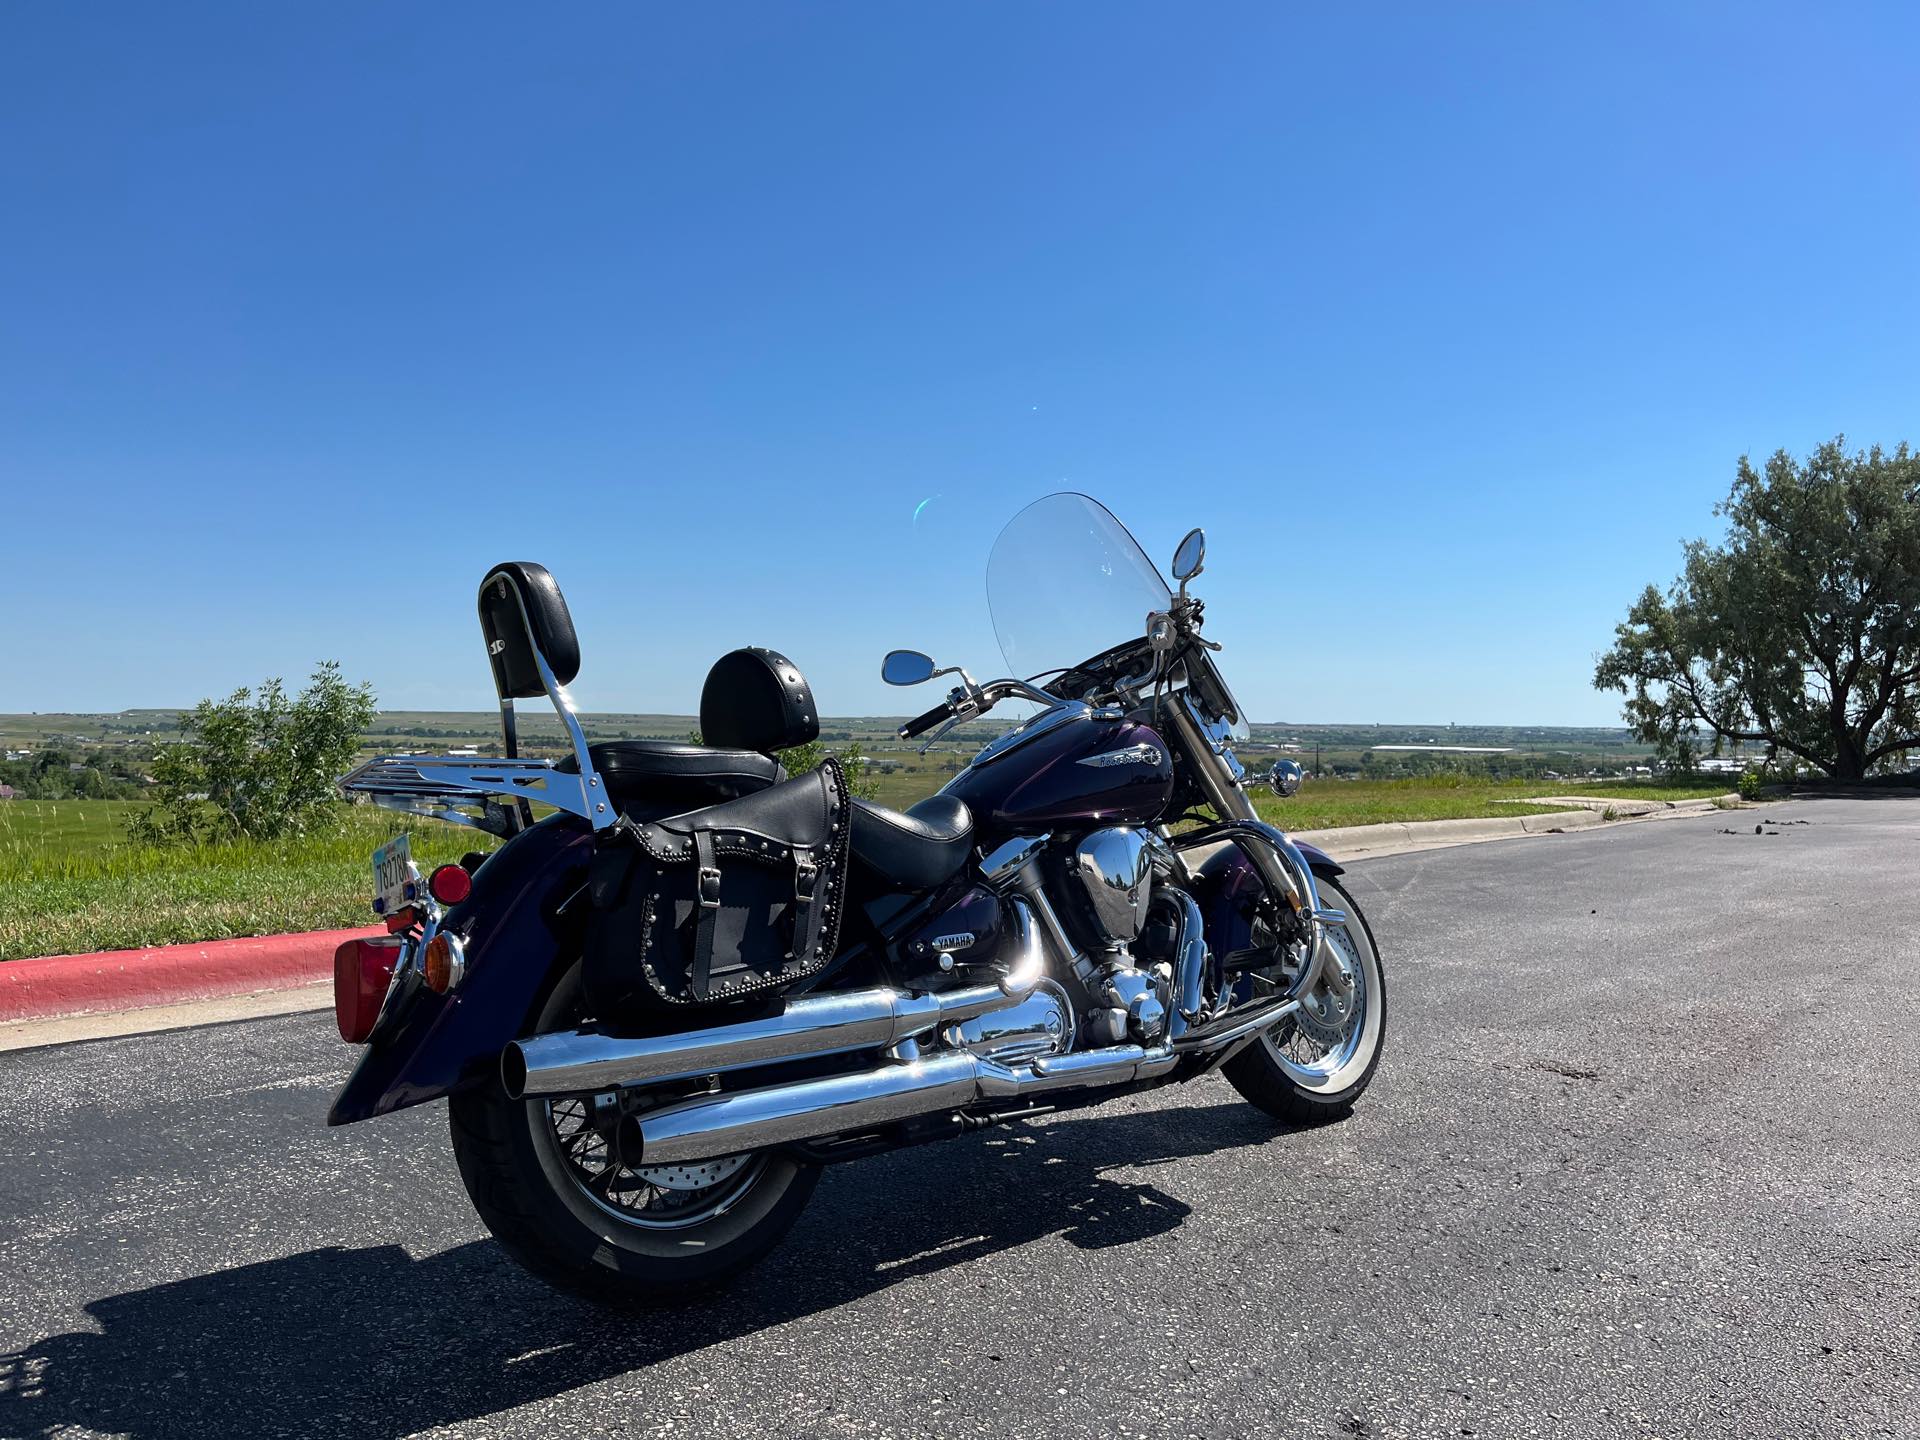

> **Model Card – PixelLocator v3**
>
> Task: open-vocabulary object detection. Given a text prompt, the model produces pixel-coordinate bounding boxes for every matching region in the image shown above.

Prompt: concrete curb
[1296,795,1739,862]
[0,927,378,1024]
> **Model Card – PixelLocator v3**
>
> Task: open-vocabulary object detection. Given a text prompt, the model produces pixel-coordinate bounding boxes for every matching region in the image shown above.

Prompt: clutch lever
[917,713,967,755]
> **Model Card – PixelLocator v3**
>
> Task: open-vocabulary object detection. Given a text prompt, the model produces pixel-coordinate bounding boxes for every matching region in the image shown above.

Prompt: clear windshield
[986,491,1252,741]
[986,493,1171,679]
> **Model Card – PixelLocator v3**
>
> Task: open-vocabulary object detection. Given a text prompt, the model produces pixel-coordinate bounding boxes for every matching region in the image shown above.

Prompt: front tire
[1222,876,1387,1124]
[448,967,820,1307]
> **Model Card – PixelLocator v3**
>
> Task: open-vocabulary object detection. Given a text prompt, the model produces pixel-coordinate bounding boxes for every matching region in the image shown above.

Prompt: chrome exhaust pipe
[635,1041,1181,1165]
[502,899,1046,1100]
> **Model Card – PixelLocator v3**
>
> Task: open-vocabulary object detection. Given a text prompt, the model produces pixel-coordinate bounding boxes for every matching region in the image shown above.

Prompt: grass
[1246,777,1576,831]
[0,800,493,961]
[0,800,146,860]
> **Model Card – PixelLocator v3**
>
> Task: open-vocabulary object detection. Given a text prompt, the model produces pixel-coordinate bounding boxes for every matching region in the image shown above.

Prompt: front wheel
[448,966,820,1307]
[1222,875,1387,1123]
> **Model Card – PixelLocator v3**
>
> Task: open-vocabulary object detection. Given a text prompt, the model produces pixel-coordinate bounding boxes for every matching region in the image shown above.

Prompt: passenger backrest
[478,562,581,699]
[700,647,820,753]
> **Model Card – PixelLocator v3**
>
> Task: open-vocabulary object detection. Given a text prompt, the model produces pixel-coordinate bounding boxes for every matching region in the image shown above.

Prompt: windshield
[987,493,1171,679]
[986,491,1252,741]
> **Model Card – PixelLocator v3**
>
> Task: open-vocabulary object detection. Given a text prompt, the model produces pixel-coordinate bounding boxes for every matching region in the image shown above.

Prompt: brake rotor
[1292,926,1360,1047]
[631,1153,754,1193]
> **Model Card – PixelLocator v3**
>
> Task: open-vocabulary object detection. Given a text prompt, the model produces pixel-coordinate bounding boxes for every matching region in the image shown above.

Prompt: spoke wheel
[448,963,820,1306]
[1222,876,1387,1121]
[1261,915,1375,1091]
[540,1094,769,1231]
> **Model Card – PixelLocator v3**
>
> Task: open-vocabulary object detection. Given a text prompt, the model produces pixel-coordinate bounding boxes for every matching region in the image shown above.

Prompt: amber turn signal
[423,932,465,993]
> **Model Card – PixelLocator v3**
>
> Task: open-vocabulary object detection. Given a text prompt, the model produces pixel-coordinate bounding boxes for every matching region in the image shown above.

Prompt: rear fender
[327,816,593,1126]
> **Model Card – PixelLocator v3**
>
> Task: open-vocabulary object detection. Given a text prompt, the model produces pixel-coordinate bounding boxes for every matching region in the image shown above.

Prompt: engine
[1067,826,1175,1047]
[945,980,1076,1064]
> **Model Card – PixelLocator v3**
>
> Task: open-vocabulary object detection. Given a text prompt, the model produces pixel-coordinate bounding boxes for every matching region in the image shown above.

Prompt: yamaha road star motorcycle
[330,493,1386,1305]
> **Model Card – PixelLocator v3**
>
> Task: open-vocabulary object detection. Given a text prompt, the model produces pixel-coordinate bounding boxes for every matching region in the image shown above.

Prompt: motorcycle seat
[557,741,783,814]
[849,794,974,890]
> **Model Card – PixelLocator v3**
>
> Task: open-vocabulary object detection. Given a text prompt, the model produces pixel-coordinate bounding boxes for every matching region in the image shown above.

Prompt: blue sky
[3,3,1915,724]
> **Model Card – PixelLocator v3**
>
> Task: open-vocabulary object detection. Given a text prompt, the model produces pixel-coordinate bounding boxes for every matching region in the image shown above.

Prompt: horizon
[0,705,1648,735]
[4,4,1917,726]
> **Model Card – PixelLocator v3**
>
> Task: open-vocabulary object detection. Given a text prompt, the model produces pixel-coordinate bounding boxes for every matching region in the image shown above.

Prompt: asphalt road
[2,797,1916,1440]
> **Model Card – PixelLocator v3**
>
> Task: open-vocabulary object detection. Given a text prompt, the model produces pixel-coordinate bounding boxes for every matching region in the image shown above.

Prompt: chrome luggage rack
[340,753,606,836]
[338,562,615,838]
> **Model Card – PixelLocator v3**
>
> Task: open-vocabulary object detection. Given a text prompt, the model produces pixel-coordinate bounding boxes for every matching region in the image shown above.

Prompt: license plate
[371,834,416,916]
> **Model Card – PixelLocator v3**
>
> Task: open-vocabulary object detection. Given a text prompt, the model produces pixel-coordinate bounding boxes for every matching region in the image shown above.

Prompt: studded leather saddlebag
[583,758,850,1012]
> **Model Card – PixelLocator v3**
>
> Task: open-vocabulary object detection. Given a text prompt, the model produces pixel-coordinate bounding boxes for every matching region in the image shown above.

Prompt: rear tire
[448,967,820,1307]
[1222,876,1386,1125]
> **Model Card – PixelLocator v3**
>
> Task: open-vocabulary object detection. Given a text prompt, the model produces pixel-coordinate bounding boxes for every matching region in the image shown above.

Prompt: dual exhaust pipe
[501,894,1289,1166]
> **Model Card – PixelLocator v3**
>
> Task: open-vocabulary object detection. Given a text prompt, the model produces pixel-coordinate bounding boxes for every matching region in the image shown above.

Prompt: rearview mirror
[881,650,938,686]
[1172,528,1206,582]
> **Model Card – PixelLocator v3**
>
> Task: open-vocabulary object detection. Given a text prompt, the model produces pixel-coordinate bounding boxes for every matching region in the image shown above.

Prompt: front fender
[327,815,593,1126]
[1187,836,1342,960]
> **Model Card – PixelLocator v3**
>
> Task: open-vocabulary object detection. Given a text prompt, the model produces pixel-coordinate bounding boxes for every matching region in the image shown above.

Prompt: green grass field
[0,800,493,961]
[1247,775,1733,831]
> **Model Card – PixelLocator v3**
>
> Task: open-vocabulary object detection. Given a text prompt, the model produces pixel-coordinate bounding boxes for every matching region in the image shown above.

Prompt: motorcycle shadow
[0,1098,1280,1440]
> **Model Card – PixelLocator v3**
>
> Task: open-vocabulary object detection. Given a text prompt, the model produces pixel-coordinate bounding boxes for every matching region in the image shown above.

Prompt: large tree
[1594,438,1920,781]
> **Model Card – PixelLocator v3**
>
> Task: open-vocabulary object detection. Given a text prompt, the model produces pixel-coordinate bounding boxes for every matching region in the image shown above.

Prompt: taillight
[334,937,402,1044]
[427,863,472,906]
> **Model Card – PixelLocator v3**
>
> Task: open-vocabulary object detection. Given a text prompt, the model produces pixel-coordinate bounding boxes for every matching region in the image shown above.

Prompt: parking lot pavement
[1,797,1915,1439]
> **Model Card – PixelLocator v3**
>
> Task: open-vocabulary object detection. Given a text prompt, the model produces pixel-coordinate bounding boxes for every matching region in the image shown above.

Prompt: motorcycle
[329,492,1386,1305]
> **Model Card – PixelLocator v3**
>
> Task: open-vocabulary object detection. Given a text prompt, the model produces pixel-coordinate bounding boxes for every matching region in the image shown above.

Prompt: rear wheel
[1222,876,1386,1123]
[448,966,819,1307]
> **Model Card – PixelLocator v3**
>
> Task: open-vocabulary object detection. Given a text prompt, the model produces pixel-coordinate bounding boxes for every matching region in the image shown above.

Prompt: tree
[1594,438,1920,781]
[131,662,376,843]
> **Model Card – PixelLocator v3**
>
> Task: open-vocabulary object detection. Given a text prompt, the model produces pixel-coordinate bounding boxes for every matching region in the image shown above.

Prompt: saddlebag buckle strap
[691,830,721,999]
[790,846,823,957]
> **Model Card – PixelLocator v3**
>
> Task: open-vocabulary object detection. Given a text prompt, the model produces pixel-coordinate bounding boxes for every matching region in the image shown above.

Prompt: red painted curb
[0,927,383,1024]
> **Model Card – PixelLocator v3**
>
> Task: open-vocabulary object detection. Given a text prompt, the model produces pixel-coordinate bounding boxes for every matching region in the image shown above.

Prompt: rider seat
[557,742,783,812]
[848,794,974,890]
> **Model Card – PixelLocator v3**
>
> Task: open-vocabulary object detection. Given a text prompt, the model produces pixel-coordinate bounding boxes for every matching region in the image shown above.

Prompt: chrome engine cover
[1072,827,1155,948]
[944,980,1075,1065]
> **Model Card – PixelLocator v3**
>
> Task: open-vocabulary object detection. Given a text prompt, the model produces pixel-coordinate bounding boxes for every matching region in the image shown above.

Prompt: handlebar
[894,675,1066,742]
[898,700,955,740]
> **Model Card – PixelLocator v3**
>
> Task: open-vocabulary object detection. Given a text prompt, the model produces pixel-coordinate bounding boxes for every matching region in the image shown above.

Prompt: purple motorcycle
[329,492,1386,1305]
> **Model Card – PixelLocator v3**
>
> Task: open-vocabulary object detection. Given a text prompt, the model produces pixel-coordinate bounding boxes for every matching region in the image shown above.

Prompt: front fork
[1158,694,1349,1005]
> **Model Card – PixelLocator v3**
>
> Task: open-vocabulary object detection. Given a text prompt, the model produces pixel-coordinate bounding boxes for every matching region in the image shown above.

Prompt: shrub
[1737,768,1763,801]
[129,662,376,844]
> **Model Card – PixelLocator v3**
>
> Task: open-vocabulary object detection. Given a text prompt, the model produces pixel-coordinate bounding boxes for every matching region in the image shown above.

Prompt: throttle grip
[898,701,954,739]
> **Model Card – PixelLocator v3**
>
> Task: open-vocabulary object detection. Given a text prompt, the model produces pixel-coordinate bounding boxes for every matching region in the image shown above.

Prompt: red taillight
[334,937,402,1044]
[428,863,473,906]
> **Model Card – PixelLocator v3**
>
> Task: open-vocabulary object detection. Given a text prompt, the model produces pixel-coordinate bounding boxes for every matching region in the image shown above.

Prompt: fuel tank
[943,705,1173,837]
